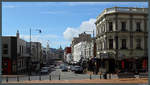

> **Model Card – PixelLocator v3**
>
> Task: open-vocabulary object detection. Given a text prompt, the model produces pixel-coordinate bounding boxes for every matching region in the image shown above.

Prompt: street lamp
[29,28,42,75]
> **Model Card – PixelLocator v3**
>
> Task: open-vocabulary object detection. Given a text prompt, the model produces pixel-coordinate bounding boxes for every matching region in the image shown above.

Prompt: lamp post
[29,28,42,75]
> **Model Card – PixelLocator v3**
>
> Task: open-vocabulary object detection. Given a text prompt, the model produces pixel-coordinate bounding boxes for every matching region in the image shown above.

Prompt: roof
[96,7,148,24]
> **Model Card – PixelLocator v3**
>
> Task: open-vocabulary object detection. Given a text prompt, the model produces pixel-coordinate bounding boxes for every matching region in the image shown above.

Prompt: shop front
[99,53,116,73]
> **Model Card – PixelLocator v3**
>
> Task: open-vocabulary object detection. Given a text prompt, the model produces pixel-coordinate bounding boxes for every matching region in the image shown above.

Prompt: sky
[2,2,148,49]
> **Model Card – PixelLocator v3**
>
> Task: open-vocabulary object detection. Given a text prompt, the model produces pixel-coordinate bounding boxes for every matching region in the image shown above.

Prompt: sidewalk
[2,78,148,84]
[2,75,25,78]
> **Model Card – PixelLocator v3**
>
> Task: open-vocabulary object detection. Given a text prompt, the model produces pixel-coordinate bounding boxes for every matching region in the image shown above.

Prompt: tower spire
[16,30,19,39]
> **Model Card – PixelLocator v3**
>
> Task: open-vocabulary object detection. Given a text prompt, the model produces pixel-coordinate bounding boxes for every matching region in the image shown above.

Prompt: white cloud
[63,18,96,41]
[63,27,79,41]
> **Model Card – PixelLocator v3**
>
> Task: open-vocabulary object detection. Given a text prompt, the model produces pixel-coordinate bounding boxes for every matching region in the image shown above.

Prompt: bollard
[109,73,111,79]
[90,74,92,80]
[59,74,60,80]
[28,75,30,81]
[39,75,41,81]
[100,74,101,79]
[49,75,51,80]
[6,76,8,82]
[17,76,19,82]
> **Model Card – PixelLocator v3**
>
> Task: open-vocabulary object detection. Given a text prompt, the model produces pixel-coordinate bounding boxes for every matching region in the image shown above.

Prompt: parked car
[40,68,49,75]
[61,66,68,72]
[42,67,50,71]
[74,66,83,73]
[67,65,70,70]
[70,65,76,71]
[49,65,55,68]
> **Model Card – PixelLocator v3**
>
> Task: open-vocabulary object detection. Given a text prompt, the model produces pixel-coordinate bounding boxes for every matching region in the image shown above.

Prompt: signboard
[100,52,115,59]
[100,53,109,59]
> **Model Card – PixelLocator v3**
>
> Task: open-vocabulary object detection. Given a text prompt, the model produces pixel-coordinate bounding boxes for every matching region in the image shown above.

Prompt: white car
[40,69,49,74]
[40,67,50,74]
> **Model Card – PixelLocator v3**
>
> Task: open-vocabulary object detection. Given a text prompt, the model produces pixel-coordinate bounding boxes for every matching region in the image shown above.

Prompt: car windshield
[75,66,80,68]
[42,68,48,70]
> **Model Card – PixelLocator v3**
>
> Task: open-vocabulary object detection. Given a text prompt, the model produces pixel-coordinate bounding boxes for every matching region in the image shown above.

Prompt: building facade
[73,41,93,62]
[71,32,92,57]
[95,7,148,73]
[71,32,93,62]
[64,47,72,63]
[26,42,42,72]
[2,31,29,74]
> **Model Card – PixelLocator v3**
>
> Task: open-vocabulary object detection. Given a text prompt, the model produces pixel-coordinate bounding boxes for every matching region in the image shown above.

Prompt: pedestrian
[103,72,107,79]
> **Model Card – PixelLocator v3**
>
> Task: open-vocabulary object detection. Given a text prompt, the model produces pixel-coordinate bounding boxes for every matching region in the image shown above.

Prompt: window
[103,42,105,50]
[101,27,104,33]
[104,40,107,50]
[122,39,127,49]
[109,22,113,31]
[136,22,141,32]
[3,62,8,68]
[20,46,21,54]
[109,39,113,49]
[121,22,126,31]
[3,44,8,49]
[136,39,141,49]
[3,50,8,54]
[115,36,118,49]
[100,43,102,50]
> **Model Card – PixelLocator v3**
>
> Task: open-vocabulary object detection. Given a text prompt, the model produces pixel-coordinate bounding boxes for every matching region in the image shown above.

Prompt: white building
[66,53,72,63]
[73,41,93,62]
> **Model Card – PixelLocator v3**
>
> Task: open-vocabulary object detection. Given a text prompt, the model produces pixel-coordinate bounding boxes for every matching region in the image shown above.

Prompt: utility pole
[29,28,31,75]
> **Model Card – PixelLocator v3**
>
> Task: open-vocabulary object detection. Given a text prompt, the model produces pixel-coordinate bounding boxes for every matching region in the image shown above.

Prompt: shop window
[3,44,8,49]
[3,50,8,54]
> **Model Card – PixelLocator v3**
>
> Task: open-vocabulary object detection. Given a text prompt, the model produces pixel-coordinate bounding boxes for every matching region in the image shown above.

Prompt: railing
[2,73,117,83]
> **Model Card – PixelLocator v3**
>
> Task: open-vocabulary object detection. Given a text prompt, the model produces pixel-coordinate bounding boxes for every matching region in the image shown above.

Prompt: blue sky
[2,2,148,49]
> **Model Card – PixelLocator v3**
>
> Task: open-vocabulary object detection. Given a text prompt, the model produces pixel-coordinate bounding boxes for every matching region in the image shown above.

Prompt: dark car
[61,66,68,72]
[70,65,76,71]
[74,66,83,73]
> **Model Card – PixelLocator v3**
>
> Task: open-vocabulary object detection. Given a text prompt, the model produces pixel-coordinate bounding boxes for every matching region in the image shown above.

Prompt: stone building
[71,32,93,62]
[64,47,72,63]
[26,42,42,72]
[95,7,148,73]
[73,41,93,62]
[2,31,29,74]
[71,32,92,54]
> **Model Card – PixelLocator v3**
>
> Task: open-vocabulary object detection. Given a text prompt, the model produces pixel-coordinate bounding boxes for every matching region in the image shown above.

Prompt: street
[2,65,119,83]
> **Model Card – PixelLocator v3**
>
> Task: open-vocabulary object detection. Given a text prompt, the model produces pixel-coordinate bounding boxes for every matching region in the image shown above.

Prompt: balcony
[96,7,148,21]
